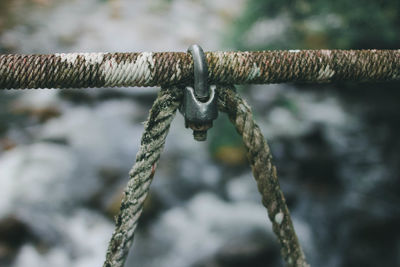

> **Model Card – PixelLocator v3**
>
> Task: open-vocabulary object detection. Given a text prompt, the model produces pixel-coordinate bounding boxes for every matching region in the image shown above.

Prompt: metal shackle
[182,44,218,141]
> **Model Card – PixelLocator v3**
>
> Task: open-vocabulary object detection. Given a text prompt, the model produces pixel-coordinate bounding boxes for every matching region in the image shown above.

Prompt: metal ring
[187,44,209,101]
[181,44,218,142]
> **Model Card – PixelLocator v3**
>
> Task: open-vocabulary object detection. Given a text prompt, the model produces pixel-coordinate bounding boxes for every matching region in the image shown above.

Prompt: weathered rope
[103,87,182,267]
[0,50,399,89]
[104,86,308,267]
[217,86,309,267]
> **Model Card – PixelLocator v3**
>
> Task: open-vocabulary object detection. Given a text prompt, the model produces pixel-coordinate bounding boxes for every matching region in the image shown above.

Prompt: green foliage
[208,113,243,154]
[207,86,251,166]
[230,0,400,50]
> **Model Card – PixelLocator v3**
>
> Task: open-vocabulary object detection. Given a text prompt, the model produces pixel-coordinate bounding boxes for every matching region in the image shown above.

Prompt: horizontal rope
[0,50,399,89]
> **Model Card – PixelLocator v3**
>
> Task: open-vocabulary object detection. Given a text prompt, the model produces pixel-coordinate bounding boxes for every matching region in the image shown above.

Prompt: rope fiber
[217,86,308,267]
[104,86,309,267]
[104,87,182,267]
[1,50,399,89]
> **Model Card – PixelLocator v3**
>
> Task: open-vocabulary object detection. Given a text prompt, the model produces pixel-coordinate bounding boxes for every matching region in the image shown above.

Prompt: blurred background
[0,0,399,266]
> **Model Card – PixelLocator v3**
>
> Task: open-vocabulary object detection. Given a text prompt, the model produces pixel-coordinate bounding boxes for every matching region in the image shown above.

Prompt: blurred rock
[0,137,16,151]
[10,90,62,123]
[11,106,61,123]
[193,229,280,267]
[213,145,247,166]
[0,216,32,265]
[12,210,113,267]
[128,193,277,267]
[105,188,124,219]
[88,167,125,215]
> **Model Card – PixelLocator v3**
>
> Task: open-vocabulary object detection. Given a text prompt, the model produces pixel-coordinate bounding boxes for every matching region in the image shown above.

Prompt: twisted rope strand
[217,86,309,267]
[103,87,182,267]
[105,86,308,267]
[0,50,398,89]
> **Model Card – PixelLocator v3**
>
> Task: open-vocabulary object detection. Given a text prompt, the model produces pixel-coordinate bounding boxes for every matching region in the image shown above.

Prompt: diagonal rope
[104,86,308,267]
[217,86,309,267]
[103,87,182,267]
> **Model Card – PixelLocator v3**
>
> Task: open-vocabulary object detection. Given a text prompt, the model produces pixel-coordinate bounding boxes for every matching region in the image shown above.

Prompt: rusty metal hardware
[181,44,218,141]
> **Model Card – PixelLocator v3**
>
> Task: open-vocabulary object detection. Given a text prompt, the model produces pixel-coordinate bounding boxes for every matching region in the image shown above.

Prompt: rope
[103,87,182,267]
[0,49,399,89]
[104,86,309,267]
[217,86,309,267]
[2,48,395,265]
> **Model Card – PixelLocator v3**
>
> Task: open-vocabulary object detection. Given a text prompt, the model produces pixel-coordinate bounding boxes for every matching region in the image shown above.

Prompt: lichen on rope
[103,87,182,267]
[0,49,399,89]
[104,86,309,267]
[217,86,309,267]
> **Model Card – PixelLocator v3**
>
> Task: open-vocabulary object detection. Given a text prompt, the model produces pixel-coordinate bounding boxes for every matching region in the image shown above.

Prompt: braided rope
[103,87,182,267]
[0,50,399,89]
[104,86,308,267]
[218,86,309,267]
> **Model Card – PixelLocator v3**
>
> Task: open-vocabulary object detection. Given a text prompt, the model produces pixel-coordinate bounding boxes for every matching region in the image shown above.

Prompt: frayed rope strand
[103,87,182,267]
[217,86,309,267]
